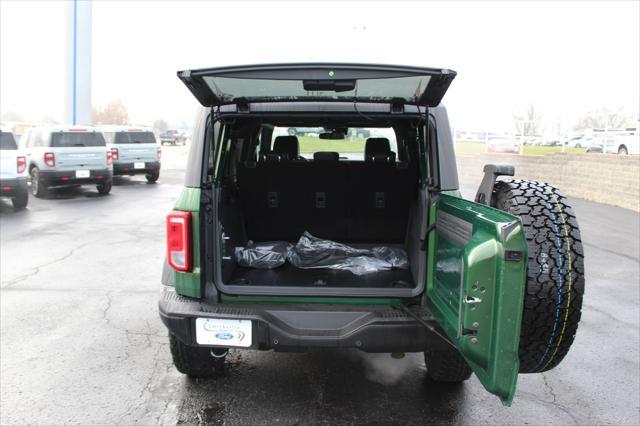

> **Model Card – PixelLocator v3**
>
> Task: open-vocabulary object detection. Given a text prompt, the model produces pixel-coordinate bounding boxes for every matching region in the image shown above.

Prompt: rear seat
[348,138,415,242]
[238,139,415,243]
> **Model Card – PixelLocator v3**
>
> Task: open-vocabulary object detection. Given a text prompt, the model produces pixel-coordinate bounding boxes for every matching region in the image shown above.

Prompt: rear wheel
[618,145,628,155]
[30,167,48,198]
[12,188,28,210]
[145,170,159,183]
[424,345,472,382]
[97,179,112,195]
[169,333,226,378]
[491,179,585,373]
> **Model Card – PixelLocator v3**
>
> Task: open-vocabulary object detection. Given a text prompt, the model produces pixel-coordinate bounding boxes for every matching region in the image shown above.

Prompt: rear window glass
[51,132,106,147]
[0,132,17,150]
[270,127,397,161]
[204,75,431,104]
[114,131,156,144]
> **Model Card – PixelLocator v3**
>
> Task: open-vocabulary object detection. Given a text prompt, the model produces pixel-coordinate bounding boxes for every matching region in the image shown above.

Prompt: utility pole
[64,0,92,125]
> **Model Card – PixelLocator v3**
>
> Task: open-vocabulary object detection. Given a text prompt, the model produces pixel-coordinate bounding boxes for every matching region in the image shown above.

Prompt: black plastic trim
[159,287,448,353]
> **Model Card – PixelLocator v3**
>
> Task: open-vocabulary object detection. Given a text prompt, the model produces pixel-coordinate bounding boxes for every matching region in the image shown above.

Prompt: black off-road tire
[424,346,472,382]
[97,179,112,195]
[169,333,226,378]
[491,179,585,373]
[30,167,48,198]
[12,189,29,210]
[145,171,159,183]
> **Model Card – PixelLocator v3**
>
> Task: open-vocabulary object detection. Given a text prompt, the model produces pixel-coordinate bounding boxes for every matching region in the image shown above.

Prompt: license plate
[75,170,90,178]
[195,318,252,347]
[134,162,145,169]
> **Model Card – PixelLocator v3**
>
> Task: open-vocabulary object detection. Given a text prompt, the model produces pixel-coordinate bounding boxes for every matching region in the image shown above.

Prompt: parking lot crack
[102,291,114,324]
[1,242,90,288]
[541,374,580,424]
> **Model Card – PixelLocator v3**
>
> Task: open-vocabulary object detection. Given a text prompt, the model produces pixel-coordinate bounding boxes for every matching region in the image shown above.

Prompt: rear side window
[114,131,156,144]
[0,132,17,150]
[51,132,106,147]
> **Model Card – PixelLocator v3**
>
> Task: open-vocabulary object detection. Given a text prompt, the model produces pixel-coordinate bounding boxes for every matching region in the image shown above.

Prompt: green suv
[159,64,584,405]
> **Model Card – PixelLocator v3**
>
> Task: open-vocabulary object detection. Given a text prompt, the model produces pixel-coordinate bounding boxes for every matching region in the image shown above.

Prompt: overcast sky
[1,1,638,131]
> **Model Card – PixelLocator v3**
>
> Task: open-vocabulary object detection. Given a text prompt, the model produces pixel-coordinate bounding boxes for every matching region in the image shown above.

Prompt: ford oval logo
[215,332,235,340]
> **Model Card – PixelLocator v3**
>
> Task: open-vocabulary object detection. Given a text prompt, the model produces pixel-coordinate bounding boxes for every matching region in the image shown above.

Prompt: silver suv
[20,125,113,197]
[101,126,161,182]
[0,125,28,209]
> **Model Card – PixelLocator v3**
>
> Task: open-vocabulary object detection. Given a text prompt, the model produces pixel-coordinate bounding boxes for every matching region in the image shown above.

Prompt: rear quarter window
[51,132,106,147]
[0,132,17,150]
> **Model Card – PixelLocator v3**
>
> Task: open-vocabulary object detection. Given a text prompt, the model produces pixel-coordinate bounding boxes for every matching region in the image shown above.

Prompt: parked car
[286,127,324,136]
[539,137,561,147]
[486,137,519,154]
[20,125,112,197]
[101,126,161,182]
[160,63,585,406]
[0,126,28,209]
[604,132,639,155]
[566,134,594,148]
[159,129,186,146]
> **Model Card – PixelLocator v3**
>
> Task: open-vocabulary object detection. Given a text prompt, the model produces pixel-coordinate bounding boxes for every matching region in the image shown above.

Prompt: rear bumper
[40,169,112,186]
[159,287,447,353]
[0,177,28,197]
[113,161,160,176]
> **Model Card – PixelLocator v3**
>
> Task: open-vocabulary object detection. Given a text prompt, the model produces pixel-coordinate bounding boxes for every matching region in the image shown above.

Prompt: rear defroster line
[395,304,458,350]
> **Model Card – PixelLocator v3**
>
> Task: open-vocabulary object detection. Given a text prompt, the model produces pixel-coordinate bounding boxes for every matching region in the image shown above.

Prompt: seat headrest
[365,138,395,163]
[273,136,299,160]
[313,151,339,162]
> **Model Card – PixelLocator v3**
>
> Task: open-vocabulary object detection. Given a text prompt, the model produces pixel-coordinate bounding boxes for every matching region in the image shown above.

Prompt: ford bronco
[159,63,584,405]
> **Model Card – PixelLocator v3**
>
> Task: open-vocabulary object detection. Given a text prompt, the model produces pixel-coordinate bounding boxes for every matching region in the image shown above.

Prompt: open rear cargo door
[427,194,528,405]
[177,63,456,107]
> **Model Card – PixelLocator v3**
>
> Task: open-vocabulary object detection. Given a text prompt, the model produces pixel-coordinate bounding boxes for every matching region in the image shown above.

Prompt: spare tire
[491,179,585,373]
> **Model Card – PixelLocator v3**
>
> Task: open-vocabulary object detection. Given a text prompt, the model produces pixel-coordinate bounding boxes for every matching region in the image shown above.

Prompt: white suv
[20,125,113,197]
[0,126,28,209]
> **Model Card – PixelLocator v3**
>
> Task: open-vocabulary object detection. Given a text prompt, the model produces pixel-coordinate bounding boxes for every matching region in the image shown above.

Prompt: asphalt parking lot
[1,145,639,425]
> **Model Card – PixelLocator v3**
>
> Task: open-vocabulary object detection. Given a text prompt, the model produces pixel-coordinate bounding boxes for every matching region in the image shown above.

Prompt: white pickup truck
[0,126,28,210]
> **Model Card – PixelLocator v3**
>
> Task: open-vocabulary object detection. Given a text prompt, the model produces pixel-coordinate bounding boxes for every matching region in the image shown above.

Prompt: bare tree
[513,103,542,136]
[153,119,169,134]
[574,106,630,130]
[92,100,130,125]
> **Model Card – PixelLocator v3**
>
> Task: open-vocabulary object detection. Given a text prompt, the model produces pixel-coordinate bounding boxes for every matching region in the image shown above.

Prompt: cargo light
[167,211,192,272]
[44,152,55,167]
[17,156,26,174]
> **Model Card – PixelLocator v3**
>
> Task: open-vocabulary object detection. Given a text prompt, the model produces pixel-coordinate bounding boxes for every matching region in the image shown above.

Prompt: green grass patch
[297,135,367,153]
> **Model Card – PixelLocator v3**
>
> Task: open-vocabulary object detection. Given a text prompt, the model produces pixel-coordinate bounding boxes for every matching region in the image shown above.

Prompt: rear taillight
[107,151,113,165]
[44,152,55,167]
[111,147,119,161]
[17,156,26,174]
[157,147,162,160]
[167,211,192,272]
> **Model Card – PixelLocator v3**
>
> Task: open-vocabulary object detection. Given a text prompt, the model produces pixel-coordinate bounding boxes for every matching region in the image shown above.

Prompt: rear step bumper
[40,168,112,186]
[113,161,160,175]
[0,178,27,197]
[159,287,450,353]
